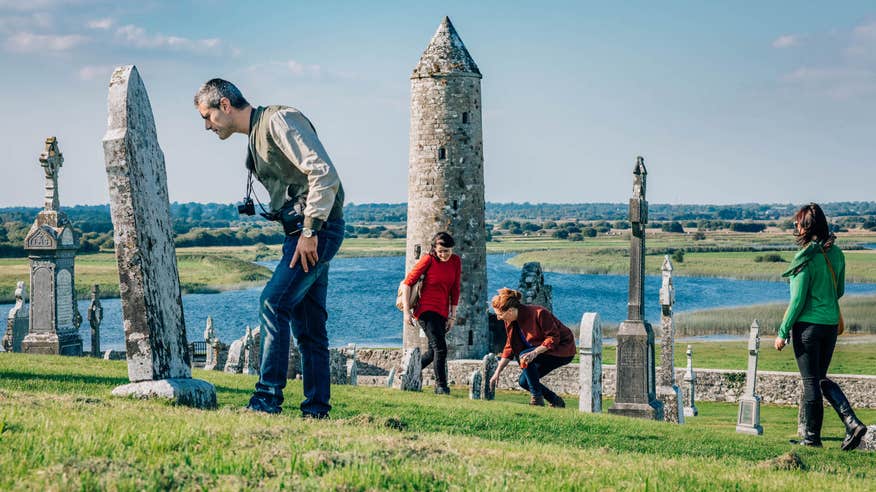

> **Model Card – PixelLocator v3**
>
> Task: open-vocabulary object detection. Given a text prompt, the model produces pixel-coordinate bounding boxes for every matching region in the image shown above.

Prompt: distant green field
[0,353,874,490]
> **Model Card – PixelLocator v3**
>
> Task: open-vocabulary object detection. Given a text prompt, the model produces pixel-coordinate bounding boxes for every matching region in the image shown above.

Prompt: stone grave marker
[87,285,103,357]
[242,325,258,375]
[578,312,603,413]
[288,343,302,379]
[203,317,218,371]
[736,320,763,435]
[386,367,397,388]
[103,65,215,408]
[683,345,698,417]
[656,256,684,423]
[469,369,482,400]
[3,281,29,353]
[608,157,662,420]
[481,353,498,400]
[395,347,422,391]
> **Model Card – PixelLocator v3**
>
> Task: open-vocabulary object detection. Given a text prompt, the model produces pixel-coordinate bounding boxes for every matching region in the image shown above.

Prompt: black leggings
[418,311,448,387]
[792,322,838,406]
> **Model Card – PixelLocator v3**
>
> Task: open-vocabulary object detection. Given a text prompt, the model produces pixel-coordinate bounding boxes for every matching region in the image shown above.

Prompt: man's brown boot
[529,395,545,406]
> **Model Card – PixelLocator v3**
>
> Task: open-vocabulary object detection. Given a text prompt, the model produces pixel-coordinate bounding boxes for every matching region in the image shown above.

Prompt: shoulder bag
[820,247,845,335]
[396,255,431,312]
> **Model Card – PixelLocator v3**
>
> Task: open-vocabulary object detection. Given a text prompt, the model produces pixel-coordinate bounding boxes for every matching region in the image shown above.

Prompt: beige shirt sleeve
[268,109,341,228]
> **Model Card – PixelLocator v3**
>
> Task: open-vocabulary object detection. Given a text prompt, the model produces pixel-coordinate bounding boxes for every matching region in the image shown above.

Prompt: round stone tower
[405,17,488,360]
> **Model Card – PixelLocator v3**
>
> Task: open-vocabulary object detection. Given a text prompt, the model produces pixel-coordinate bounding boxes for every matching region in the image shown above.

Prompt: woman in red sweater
[488,288,576,407]
[401,232,461,394]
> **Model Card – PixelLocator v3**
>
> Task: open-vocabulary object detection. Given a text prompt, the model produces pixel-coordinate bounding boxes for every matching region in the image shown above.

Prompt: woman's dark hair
[793,202,830,246]
[491,288,523,312]
[429,231,455,256]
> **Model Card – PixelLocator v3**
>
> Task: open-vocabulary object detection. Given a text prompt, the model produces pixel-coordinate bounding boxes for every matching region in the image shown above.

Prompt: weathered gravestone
[736,320,763,435]
[21,137,83,356]
[608,157,662,420]
[103,65,215,408]
[288,343,302,379]
[87,284,103,357]
[469,370,482,400]
[242,325,259,375]
[656,256,684,424]
[329,345,359,385]
[395,347,422,391]
[3,281,28,353]
[578,312,602,413]
[518,262,552,311]
[857,426,876,451]
[386,367,397,388]
[481,353,498,400]
[683,344,698,417]
[224,338,245,373]
[203,316,219,371]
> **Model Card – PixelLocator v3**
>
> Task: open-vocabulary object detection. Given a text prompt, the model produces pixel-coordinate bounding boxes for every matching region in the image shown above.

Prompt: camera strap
[243,169,276,221]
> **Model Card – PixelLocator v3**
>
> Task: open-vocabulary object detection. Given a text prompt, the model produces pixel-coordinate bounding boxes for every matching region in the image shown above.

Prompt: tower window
[414,245,421,259]
[438,147,446,160]
[452,199,458,211]
[468,330,473,346]
[462,112,469,124]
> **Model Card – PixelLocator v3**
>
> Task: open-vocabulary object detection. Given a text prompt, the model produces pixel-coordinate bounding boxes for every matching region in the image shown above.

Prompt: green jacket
[777,241,845,339]
[247,105,344,230]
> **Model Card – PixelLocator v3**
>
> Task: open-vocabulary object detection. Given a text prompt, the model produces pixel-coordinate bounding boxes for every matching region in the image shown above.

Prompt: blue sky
[0,1,874,207]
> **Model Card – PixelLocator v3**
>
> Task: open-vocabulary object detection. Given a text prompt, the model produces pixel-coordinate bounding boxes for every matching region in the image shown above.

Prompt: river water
[5,254,876,351]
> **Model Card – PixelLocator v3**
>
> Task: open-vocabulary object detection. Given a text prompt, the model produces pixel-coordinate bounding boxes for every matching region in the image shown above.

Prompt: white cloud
[772,34,799,48]
[846,20,876,63]
[114,24,225,55]
[77,64,112,80]
[4,31,87,52]
[0,12,52,33]
[244,60,324,79]
[86,17,112,29]
[286,60,322,77]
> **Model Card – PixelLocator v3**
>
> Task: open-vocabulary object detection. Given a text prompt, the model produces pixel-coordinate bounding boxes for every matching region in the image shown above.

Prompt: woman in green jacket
[774,203,867,450]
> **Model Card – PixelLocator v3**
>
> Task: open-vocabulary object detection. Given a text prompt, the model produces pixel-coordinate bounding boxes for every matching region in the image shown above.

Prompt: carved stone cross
[39,137,63,211]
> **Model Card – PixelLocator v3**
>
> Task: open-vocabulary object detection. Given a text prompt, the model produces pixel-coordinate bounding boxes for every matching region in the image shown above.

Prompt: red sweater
[404,254,461,319]
[501,305,576,359]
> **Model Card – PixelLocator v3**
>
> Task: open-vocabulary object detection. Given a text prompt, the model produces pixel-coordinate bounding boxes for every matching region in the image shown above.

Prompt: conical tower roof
[412,17,481,79]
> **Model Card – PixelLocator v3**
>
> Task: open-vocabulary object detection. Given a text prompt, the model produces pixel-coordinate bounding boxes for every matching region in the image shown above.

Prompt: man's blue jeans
[254,219,344,416]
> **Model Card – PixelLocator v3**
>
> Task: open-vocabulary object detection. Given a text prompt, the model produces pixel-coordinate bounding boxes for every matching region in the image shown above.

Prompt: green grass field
[0,353,874,490]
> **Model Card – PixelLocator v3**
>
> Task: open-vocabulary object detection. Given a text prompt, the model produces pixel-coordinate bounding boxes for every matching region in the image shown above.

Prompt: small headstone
[288,343,302,379]
[386,367,397,388]
[736,320,763,435]
[242,325,259,375]
[683,344,698,417]
[347,358,358,386]
[87,285,103,357]
[481,353,498,400]
[656,256,684,424]
[578,312,603,413]
[224,339,244,373]
[329,348,348,384]
[3,281,29,353]
[469,370,482,400]
[202,317,218,371]
[103,65,215,408]
[395,347,422,391]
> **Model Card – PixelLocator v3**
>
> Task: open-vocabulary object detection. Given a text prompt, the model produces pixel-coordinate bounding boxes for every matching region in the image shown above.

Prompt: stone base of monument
[21,332,82,356]
[657,385,684,424]
[112,378,217,409]
[608,401,663,419]
[735,395,763,435]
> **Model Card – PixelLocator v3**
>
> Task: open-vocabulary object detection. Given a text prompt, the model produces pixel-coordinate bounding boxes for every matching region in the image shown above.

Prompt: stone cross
[395,347,422,391]
[204,316,215,343]
[39,137,63,212]
[578,312,602,413]
[656,256,684,423]
[23,136,82,356]
[736,320,763,435]
[3,281,28,353]
[518,262,553,311]
[609,157,662,420]
[103,65,215,408]
[202,316,218,371]
[683,345,698,417]
[469,369,482,400]
[87,284,103,357]
[481,353,498,400]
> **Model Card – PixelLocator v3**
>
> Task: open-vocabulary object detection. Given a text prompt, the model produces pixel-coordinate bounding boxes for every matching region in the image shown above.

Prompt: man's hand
[290,236,319,272]
[774,337,787,351]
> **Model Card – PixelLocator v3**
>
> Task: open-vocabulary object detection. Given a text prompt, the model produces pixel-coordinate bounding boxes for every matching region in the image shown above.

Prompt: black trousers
[418,311,448,388]
[792,322,838,405]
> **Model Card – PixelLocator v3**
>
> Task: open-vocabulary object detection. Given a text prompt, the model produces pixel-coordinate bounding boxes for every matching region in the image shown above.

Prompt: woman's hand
[489,372,500,391]
[404,311,415,327]
[774,337,787,351]
[445,316,455,332]
[520,348,543,366]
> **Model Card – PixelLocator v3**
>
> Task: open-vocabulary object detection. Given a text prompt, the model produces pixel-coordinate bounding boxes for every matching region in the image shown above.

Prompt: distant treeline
[1,201,875,256]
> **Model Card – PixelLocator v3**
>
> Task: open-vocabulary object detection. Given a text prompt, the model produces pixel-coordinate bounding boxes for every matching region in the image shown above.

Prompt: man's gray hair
[194,78,250,109]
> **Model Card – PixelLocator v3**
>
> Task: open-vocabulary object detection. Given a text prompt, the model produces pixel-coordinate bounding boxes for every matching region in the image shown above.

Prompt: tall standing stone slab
[683,345,698,417]
[87,284,103,357]
[578,312,603,413]
[3,281,29,353]
[609,157,662,420]
[469,370,482,400]
[103,65,215,408]
[518,262,553,311]
[656,256,684,424]
[406,17,488,360]
[481,353,498,400]
[21,137,83,356]
[736,320,763,435]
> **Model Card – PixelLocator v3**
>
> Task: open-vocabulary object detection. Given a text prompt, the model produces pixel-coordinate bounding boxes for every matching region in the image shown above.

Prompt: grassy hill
[0,354,874,490]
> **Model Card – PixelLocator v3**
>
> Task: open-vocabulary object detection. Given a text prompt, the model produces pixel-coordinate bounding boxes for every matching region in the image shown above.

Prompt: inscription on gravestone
[103,65,215,408]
